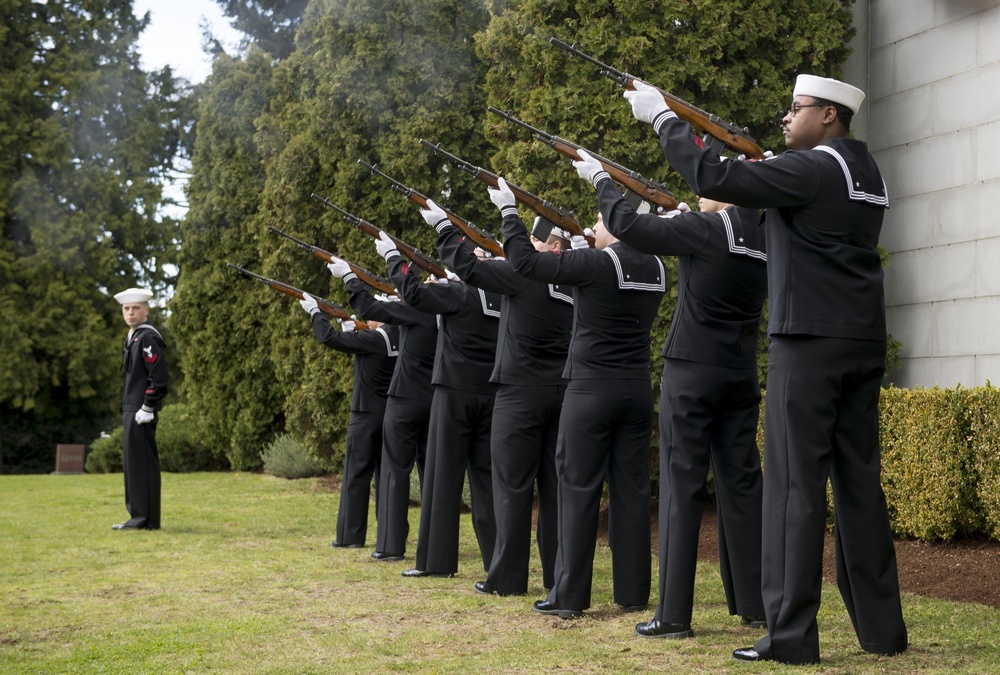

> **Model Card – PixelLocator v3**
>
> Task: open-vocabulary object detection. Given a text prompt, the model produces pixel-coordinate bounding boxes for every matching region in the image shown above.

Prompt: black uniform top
[597,179,767,369]
[121,322,168,413]
[387,252,500,396]
[655,112,888,341]
[346,277,436,402]
[310,315,399,413]
[500,217,665,381]
[435,223,573,386]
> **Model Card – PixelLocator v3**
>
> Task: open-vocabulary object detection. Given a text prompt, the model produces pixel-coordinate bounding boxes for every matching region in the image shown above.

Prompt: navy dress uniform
[114,287,168,530]
[597,181,768,638]
[501,191,665,618]
[301,294,399,548]
[376,233,501,577]
[345,276,436,561]
[425,202,573,596]
[626,74,908,663]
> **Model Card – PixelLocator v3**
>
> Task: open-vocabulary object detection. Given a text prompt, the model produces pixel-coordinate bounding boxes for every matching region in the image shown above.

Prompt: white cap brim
[114,287,153,304]
[793,74,865,114]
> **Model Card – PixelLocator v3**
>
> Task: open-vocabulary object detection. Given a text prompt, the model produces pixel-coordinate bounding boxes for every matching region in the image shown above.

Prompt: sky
[132,0,244,83]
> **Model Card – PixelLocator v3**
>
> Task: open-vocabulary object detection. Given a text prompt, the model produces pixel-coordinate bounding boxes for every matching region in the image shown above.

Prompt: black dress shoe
[474,581,493,595]
[371,551,404,561]
[616,603,647,614]
[732,647,766,662]
[634,619,694,639]
[330,540,364,549]
[111,522,142,530]
[531,599,583,619]
[401,568,454,578]
[741,615,767,629]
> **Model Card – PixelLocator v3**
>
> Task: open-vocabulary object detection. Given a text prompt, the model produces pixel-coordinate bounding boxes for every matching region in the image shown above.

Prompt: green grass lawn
[1,472,997,673]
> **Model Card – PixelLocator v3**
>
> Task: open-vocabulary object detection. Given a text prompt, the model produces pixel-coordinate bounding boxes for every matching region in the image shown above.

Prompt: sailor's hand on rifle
[419,199,451,233]
[375,231,400,260]
[340,315,357,332]
[488,177,517,215]
[327,256,353,280]
[572,150,609,187]
[299,292,321,316]
[624,79,669,126]
[570,228,594,250]
[662,202,692,218]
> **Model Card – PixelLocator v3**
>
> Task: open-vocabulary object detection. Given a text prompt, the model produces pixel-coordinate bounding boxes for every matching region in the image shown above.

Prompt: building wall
[679,1,994,389]
[851,0,1000,387]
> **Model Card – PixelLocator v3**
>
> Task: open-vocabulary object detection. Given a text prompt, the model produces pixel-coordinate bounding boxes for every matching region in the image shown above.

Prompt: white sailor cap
[793,74,865,114]
[114,287,153,305]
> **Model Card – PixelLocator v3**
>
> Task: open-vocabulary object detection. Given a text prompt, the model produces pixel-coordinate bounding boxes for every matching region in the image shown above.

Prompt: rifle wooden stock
[266,226,399,298]
[418,139,595,248]
[309,193,449,279]
[227,263,368,329]
[549,38,764,159]
[357,159,506,258]
[487,107,678,211]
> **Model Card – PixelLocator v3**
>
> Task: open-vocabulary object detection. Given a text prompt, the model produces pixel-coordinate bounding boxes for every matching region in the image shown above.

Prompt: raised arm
[596,178,709,257]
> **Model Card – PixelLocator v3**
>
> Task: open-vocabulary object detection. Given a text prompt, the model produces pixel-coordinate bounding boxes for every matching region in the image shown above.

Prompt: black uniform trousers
[121,412,161,529]
[754,335,907,664]
[485,383,564,595]
[374,395,430,555]
[335,406,385,546]
[546,378,653,611]
[415,385,496,575]
[655,358,764,624]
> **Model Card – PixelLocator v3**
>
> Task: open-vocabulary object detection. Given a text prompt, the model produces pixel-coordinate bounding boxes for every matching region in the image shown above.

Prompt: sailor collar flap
[602,246,666,293]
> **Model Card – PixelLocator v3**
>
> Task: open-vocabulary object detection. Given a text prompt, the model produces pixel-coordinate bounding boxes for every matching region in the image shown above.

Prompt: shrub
[261,433,325,479]
[967,385,1000,539]
[157,403,228,472]
[879,387,977,540]
[86,427,124,473]
[83,404,228,474]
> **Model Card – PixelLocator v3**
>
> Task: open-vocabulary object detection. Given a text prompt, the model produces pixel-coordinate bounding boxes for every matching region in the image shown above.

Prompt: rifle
[227,262,368,330]
[487,106,679,212]
[418,139,595,248]
[549,38,764,159]
[266,225,400,298]
[357,159,506,259]
[309,193,449,279]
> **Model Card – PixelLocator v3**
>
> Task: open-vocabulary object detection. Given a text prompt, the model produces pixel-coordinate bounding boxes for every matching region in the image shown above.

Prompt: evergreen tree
[214,0,310,59]
[252,0,493,466]
[0,0,185,472]
[169,49,278,470]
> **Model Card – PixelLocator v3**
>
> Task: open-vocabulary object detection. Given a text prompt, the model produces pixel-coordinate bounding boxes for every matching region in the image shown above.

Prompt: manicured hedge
[718,385,1000,542]
[879,387,983,540]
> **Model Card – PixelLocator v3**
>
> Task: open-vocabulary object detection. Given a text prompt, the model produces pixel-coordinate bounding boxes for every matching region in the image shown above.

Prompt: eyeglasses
[784,103,829,118]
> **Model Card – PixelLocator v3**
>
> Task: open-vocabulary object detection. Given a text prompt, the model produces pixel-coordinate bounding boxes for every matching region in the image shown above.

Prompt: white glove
[299,292,321,316]
[736,150,775,161]
[488,177,517,213]
[341,315,356,332]
[570,227,594,250]
[662,202,692,218]
[375,231,399,260]
[419,199,451,233]
[327,256,352,279]
[624,79,669,125]
[135,407,155,425]
[572,149,608,187]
